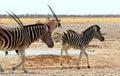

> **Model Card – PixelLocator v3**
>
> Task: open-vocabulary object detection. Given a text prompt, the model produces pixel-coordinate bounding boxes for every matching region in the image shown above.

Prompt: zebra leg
[12,49,28,73]
[84,51,90,68]
[5,51,8,55]
[63,44,70,64]
[77,51,83,69]
[15,50,19,55]
[60,49,64,66]
[0,65,4,72]
[65,50,70,63]
[60,43,70,65]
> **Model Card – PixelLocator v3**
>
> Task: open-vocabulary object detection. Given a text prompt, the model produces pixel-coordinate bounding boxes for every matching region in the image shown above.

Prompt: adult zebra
[0,12,54,73]
[60,25,104,69]
[5,5,61,55]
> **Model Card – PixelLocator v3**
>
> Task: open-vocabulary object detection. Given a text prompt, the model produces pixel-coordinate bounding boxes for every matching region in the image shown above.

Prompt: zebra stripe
[23,24,53,47]
[0,24,53,49]
[0,27,24,50]
[60,25,104,69]
[0,13,54,73]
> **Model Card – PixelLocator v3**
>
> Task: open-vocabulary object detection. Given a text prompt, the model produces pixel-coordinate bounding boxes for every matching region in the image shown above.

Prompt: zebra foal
[60,25,104,69]
[0,12,54,73]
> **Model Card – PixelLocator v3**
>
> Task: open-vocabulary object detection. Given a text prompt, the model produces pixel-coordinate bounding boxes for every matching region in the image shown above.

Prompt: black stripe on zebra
[60,25,104,69]
[0,13,54,73]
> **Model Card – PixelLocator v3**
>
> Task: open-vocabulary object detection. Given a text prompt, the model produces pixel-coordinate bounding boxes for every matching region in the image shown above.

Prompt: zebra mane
[24,23,50,30]
[67,30,79,35]
[83,25,100,34]
[95,25,100,30]
[25,23,44,26]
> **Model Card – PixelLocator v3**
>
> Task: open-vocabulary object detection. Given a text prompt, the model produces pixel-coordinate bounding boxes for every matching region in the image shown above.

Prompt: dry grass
[60,17,120,23]
[0,18,46,24]
[1,17,120,24]
[0,17,120,75]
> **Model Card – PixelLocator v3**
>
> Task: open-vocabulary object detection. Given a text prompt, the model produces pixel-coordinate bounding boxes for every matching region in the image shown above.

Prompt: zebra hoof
[0,69,4,72]
[12,67,16,71]
[67,61,70,63]
[77,67,80,69]
[60,63,62,66]
[88,66,90,68]
[24,70,28,73]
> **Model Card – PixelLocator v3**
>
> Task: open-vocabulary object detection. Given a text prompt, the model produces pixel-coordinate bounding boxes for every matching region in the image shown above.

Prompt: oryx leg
[12,49,28,73]
[84,51,90,68]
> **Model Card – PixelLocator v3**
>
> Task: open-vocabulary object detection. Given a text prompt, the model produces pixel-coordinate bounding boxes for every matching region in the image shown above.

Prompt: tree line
[0,14,120,18]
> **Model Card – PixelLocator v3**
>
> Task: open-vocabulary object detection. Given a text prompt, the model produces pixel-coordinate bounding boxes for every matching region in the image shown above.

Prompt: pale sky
[0,0,120,15]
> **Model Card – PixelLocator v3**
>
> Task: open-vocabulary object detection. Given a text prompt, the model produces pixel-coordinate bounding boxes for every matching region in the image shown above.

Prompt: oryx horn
[48,5,60,22]
[6,11,24,27]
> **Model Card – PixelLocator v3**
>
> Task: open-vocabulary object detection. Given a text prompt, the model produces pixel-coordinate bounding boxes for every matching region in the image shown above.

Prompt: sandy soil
[0,21,120,76]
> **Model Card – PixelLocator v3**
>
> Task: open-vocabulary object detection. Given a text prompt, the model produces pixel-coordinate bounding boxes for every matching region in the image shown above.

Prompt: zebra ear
[93,25,97,31]
[94,25,100,31]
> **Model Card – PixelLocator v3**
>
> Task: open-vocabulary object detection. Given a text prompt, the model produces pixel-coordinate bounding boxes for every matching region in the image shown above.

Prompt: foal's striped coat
[60,25,104,69]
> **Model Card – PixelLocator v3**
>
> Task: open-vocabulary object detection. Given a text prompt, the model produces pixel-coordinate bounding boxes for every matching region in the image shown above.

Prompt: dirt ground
[0,21,120,76]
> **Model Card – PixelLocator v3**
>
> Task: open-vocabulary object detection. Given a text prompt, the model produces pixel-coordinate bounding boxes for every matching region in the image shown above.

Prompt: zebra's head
[41,25,54,48]
[94,25,104,41]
